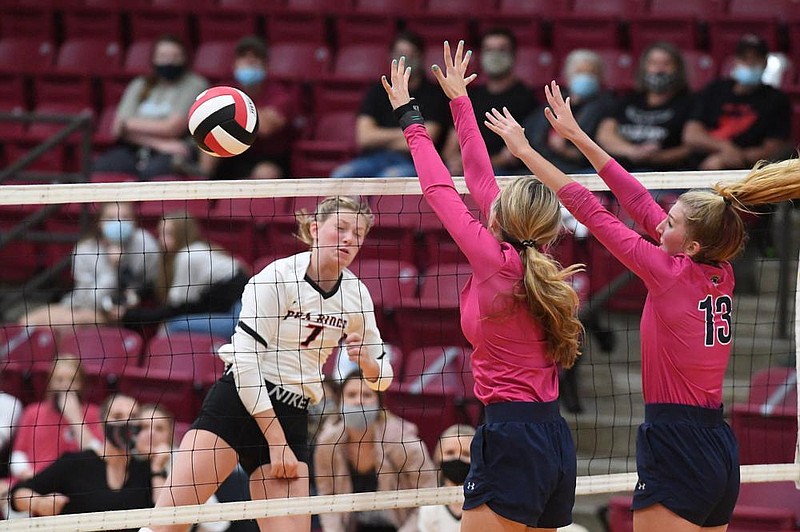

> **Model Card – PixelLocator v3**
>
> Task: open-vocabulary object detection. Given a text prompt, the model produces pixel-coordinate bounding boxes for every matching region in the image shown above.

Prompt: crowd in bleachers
[2,1,800,530]
[0,0,799,180]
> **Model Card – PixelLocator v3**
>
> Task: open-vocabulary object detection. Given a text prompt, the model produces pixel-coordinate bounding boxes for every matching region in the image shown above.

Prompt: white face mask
[481,50,514,77]
[341,403,379,432]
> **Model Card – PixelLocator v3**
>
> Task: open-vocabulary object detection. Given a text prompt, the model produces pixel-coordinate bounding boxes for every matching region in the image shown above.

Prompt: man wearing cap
[683,34,790,170]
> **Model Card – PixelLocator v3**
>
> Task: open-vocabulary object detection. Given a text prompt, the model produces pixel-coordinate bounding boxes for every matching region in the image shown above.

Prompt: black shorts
[190,372,309,475]
[632,403,740,527]
[462,401,576,528]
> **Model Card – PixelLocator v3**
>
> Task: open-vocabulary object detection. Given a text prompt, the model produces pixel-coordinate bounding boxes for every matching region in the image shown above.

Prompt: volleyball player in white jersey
[142,196,393,532]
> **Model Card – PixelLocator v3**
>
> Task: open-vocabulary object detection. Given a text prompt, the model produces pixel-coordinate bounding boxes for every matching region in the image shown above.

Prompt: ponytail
[518,247,584,368]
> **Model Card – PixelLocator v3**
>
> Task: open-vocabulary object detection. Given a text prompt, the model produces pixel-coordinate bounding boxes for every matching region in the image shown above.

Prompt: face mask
[234,66,266,86]
[440,459,471,485]
[101,220,134,244]
[341,403,379,432]
[569,73,599,99]
[154,63,185,82]
[104,421,140,452]
[732,64,764,86]
[481,50,514,77]
[643,72,677,94]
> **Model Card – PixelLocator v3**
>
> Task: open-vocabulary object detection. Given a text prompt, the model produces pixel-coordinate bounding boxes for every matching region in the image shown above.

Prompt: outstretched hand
[381,56,412,110]
[484,107,530,159]
[543,80,583,142]
[431,40,478,100]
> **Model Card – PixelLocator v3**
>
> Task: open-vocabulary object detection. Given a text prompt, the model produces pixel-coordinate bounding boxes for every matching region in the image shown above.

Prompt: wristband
[393,99,425,130]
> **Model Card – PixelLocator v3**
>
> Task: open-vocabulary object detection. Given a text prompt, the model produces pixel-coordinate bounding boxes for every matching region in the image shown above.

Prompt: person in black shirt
[331,32,449,178]
[524,49,614,174]
[442,28,535,175]
[10,395,166,530]
[683,34,791,170]
[596,42,693,171]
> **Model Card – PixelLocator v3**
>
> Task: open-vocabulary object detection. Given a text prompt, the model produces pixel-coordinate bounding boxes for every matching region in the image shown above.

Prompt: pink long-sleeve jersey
[403,96,559,405]
[558,159,734,407]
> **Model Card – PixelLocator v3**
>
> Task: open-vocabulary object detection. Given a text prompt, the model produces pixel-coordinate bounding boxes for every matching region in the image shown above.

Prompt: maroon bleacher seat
[333,14,397,47]
[497,0,570,16]
[128,9,191,44]
[266,12,327,44]
[123,40,155,76]
[284,0,349,12]
[151,0,216,10]
[628,16,702,58]
[648,0,724,18]
[404,16,471,48]
[683,50,717,91]
[0,7,55,40]
[32,75,95,111]
[0,325,57,403]
[371,195,437,264]
[733,482,800,530]
[728,0,794,17]
[351,0,422,14]
[550,15,623,57]
[218,0,283,10]
[0,73,28,142]
[291,111,358,177]
[383,388,463,453]
[424,0,490,16]
[513,46,557,89]
[400,345,471,396]
[55,39,122,76]
[0,38,55,75]
[193,41,237,81]
[593,49,636,92]
[313,81,368,114]
[61,7,123,41]
[708,18,780,63]
[268,42,332,82]
[196,9,259,43]
[475,17,543,46]
[332,44,390,82]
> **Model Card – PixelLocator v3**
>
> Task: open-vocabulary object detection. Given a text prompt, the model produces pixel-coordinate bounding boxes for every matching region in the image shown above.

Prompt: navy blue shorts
[191,372,309,475]
[463,401,576,528]
[632,403,740,527]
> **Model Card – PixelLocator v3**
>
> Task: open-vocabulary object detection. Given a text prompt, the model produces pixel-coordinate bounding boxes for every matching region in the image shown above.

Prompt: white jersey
[218,252,392,415]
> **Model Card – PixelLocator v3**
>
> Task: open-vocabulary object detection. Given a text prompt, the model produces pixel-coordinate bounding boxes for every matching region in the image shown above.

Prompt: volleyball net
[0,173,797,531]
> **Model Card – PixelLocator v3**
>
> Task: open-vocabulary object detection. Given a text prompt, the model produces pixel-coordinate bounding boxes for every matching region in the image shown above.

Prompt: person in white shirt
[141,196,393,532]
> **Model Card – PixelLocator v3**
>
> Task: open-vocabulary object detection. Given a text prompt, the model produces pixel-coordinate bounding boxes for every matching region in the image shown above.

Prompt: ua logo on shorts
[466,482,476,490]
[637,481,646,490]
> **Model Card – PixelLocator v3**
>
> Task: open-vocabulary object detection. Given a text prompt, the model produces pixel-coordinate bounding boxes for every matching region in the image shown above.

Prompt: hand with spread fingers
[430,40,478,100]
[381,56,412,110]
[543,80,584,143]
[484,106,530,159]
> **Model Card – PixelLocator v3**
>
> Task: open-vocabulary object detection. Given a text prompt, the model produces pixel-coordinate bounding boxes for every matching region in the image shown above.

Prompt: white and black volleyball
[188,86,259,157]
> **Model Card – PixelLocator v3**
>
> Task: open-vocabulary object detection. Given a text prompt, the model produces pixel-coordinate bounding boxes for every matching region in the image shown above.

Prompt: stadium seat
[333,14,397,47]
[266,12,327,44]
[513,46,557,89]
[284,0,347,12]
[55,39,122,76]
[151,0,216,9]
[0,325,57,403]
[550,15,623,57]
[733,482,800,530]
[424,0,491,16]
[136,199,211,233]
[128,9,191,44]
[268,42,332,82]
[400,345,471,395]
[351,0,422,14]
[648,0,724,18]
[628,16,702,58]
[732,367,797,465]
[475,17,543,47]
[313,81,368,114]
[218,0,282,10]
[332,44,389,82]
[193,40,237,81]
[0,6,55,40]
[728,0,794,17]
[205,198,285,265]
[93,105,118,151]
[497,0,570,16]
[32,75,95,111]
[123,40,155,77]
[683,50,717,91]
[708,18,779,63]
[571,0,645,15]
[196,9,259,43]
[383,388,464,453]
[0,38,55,75]
[586,233,648,313]
[404,15,471,47]
[371,194,437,264]
[60,6,123,41]
[0,73,28,140]
[291,111,358,177]
[54,326,143,402]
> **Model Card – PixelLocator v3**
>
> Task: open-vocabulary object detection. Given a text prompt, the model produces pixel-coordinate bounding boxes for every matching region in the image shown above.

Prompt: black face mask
[104,421,139,451]
[643,72,677,94]
[154,63,185,82]
[440,459,471,485]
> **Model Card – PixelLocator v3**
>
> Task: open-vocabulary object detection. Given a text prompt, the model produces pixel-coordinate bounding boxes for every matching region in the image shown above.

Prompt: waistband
[485,401,561,424]
[224,364,310,410]
[644,403,724,427]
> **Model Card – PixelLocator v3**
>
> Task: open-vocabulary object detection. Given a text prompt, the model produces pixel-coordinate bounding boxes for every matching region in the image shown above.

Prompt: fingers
[502,106,518,125]
[380,75,391,93]
[543,106,558,128]
[431,64,446,85]
[444,40,452,70]
[484,119,502,136]
[454,39,464,68]
[461,48,472,71]
[464,72,477,86]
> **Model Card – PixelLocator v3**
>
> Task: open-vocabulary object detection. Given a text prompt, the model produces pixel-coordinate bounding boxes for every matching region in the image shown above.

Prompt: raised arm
[382,55,506,274]
[430,41,498,217]
[542,82,666,240]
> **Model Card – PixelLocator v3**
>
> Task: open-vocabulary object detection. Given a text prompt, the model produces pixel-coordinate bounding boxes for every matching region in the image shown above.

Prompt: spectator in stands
[596,42,693,171]
[93,34,209,180]
[683,34,791,170]
[9,356,104,483]
[18,202,161,329]
[201,36,298,180]
[0,388,22,517]
[418,424,475,532]
[331,32,449,178]
[9,394,164,517]
[114,212,248,340]
[314,370,437,531]
[523,50,614,174]
[442,28,535,175]
[135,404,230,532]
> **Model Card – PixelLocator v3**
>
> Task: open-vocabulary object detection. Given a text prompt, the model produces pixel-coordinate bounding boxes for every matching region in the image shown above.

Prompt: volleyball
[187,86,259,158]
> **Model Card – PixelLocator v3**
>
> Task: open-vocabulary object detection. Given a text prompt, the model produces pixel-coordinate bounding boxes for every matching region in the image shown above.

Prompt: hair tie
[521,240,536,248]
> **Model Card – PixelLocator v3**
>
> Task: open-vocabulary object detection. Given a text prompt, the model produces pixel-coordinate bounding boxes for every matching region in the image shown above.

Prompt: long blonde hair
[157,211,202,302]
[494,177,584,368]
[296,196,375,247]
[681,158,800,264]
